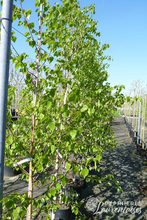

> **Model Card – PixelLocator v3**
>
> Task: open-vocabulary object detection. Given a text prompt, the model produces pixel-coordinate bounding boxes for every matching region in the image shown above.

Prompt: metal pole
[0,0,13,216]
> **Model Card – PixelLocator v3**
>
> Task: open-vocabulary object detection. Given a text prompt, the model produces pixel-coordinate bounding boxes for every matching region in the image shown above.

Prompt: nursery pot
[51,208,75,220]
[4,166,21,179]
[4,166,16,178]
[133,136,137,144]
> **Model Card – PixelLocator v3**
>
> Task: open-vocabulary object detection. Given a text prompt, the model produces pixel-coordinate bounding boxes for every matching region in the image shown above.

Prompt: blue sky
[89,0,147,93]
[1,0,147,93]
[92,0,147,93]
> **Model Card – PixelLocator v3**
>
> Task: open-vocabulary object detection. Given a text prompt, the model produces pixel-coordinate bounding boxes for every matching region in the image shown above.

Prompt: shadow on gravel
[79,145,147,220]
[79,118,147,220]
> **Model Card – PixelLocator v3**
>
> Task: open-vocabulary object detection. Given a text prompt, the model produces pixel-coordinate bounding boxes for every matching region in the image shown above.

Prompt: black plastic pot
[55,208,75,220]
[72,179,87,194]
[4,166,21,178]
[4,166,15,177]
[137,143,142,151]
[133,136,137,144]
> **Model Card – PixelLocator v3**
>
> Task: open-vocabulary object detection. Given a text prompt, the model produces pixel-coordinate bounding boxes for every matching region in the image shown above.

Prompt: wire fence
[122,95,147,150]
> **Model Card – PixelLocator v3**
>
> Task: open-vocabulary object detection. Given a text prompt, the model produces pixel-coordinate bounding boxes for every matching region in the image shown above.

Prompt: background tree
[128,80,147,97]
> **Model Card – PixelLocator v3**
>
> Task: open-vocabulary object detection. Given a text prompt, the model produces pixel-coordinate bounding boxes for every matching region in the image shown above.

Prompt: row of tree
[3,0,125,219]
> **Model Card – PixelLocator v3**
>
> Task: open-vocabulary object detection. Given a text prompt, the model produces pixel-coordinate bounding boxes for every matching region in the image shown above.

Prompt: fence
[122,95,147,150]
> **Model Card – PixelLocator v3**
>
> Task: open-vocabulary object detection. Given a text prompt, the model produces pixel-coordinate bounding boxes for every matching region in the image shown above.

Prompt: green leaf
[5,200,14,209]
[61,176,68,186]
[88,108,95,116]
[49,188,56,197]
[28,22,34,29]
[7,136,13,145]
[48,56,54,63]
[56,183,61,191]
[48,122,55,132]
[11,35,17,43]
[81,105,88,112]
[51,145,55,154]
[71,205,79,215]
[60,123,65,130]
[65,162,71,172]
[12,207,21,220]
[69,130,77,140]
[29,40,36,47]
[80,168,89,178]
[39,113,44,120]
[95,154,102,162]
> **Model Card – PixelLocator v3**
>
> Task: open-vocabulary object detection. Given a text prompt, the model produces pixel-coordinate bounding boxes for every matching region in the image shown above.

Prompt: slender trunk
[26,4,43,220]
[52,72,69,217]
[63,86,68,105]
[27,160,33,219]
